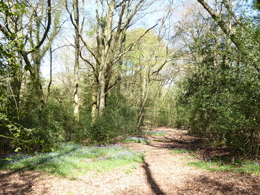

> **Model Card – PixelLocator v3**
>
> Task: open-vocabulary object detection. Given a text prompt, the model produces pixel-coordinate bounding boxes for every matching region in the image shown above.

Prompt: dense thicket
[174,2,260,154]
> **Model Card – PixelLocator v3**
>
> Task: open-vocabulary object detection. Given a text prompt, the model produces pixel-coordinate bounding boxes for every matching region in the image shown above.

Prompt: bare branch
[27,0,52,54]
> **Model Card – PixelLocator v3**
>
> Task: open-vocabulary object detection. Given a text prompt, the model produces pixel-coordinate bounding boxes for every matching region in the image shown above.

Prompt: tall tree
[70,0,158,123]
[197,0,259,73]
[173,0,260,154]
[123,28,170,130]
[0,0,61,113]
[66,0,82,122]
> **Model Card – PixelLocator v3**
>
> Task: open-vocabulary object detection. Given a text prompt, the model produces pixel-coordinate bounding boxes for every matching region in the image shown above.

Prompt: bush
[174,19,260,155]
[88,91,138,144]
[0,113,53,153]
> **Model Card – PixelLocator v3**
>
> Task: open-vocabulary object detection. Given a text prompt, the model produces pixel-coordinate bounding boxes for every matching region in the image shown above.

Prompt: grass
[189,160,260,174]
[189,157,260,174]
[123,137,151,144]
[143,131,166,136]
[170,149,260,174]
[0,142,144,178]
[170,148,195,154]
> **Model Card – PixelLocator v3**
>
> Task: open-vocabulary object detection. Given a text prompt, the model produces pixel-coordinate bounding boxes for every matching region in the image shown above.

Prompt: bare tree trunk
[137,72,149,131]
[98,69,106,117]
[47,46,53,102]
[73,0,80,122]
[91,79,98,124]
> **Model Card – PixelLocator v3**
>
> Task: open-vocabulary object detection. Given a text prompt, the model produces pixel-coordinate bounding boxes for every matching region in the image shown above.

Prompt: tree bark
[73,0,80,122]
[91,79,98,124]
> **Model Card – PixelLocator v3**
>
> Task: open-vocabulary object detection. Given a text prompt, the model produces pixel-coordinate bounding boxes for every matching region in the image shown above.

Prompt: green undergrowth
[170,148,196,154]
[189,160,260,174]
[170,148,260,174]
[123,137,151,144]
[143,131,166,136]
[0,142,144,178]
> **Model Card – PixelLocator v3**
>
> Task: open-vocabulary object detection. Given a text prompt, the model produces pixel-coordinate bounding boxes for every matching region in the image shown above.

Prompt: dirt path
[1,128,259,195]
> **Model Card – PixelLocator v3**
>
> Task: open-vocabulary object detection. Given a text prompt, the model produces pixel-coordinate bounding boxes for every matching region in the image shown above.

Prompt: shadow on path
[0,147,78,194]
[142,161,166,195]
[0,170,42,194]
[146,130,242,161]
[178,174,260,195]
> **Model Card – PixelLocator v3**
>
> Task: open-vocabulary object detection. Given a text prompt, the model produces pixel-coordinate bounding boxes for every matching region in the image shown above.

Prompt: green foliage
[2,84,83,154]
[0,2,26,17]
[123,137,151,144]
[0,2,22,114]
[141,83,176,128]
[156,108,171,126]
[174,17,260,154]
[0,2,45,154]
[42,97,78,142]
[88,91,138,144]
[144,131,166,136]
[170,149,259,174]
[174,100,191,129]
[0,113,52,153]
[253,0,260,10]
[19,85,82,142]
[0,143,144,178]
[189,158,260,174]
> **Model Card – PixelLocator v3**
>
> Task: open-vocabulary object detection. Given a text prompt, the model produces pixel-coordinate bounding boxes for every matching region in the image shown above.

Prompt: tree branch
[27,0,52,54]
[112,23,158,65]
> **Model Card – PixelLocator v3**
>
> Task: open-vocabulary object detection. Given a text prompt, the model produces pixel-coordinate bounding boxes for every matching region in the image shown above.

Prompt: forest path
[1,128,259,194]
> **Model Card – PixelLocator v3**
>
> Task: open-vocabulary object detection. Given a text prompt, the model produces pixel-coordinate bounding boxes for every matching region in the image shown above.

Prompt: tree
[71,0,158,123]
[0,1,57,153]
[0,0,62,115]
[123,28,171,130]
[174,0,260,154]
[254,0,260,10]
[65,0,83,122]
[197,0,259,73]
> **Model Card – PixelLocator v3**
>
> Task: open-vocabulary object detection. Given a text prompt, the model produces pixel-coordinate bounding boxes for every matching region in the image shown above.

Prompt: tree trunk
[137,70,149,132]
[73,0,80,122]
[98,70,106,117]
[91,79,98,124]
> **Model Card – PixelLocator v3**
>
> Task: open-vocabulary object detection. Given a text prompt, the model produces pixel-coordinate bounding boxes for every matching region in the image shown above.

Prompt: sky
[40,0,179,79]
[40,0,258,80]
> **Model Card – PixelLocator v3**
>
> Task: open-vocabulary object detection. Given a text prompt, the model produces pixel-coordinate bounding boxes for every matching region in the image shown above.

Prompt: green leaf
[24,65,30,71]
[14,4,20,9]
[14,147,22,153]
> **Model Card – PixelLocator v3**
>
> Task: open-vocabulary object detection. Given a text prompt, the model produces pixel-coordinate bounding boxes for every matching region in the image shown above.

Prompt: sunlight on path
[1,128,259,195]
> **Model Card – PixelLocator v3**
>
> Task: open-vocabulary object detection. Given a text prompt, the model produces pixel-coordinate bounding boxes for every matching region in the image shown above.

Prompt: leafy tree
[0,0,63,154]
[0,0,62,115]
[174,0,260,154]
[254,0,260,10]
[123,28,171,130]
[66,0,159,124]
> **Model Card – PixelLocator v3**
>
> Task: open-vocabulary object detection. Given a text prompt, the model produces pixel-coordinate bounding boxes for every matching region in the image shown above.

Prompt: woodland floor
[0,128,259,195]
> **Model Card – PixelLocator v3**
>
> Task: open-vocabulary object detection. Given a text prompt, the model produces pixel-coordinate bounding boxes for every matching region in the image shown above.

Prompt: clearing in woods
[1,128,259,195]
